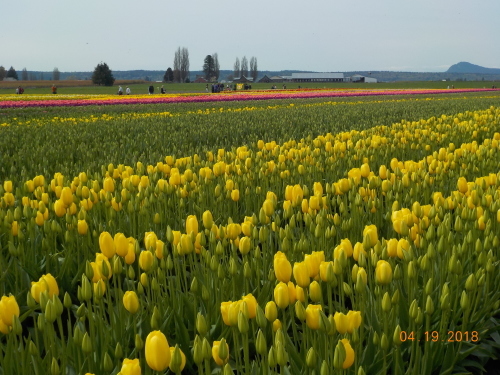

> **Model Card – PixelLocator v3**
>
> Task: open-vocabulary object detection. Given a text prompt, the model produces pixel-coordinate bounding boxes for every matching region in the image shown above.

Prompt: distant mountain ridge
[447,62,500,74]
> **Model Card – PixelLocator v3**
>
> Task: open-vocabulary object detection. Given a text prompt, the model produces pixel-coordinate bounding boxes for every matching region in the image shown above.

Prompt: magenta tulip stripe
[0,88,497,108]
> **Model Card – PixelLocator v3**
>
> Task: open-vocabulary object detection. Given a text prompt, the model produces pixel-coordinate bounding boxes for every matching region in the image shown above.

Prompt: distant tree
[234,58,240,78]
[7,66,18,80]
[241,56,248,77]
[29,72,37,80]
[163,68,174,82]
[173,47,181,83]
[213,53,220,81]
[250,57,258,82]
[53,67,60,81]
[92,62,115,86]
[21,68,28,81]
[40,72,44,80]
[0,66,5,81]
[180,47,190,83]
[203,55,215,81]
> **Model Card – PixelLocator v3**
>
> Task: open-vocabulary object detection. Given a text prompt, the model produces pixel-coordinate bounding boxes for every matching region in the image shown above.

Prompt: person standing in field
[52,85,57,94]
[148,85,154,95]
[160,85,166,94]
[118,86,123,95]
[126,86,131,95]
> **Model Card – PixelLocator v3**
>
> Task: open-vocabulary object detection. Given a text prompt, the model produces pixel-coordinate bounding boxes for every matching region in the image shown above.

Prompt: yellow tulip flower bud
[123,291,139,314]
[305,304,322,330]
[274,251,292,283]
[145,330,171,371]
[120,358,141,375]
[293,261,310,288]
[99,232,116,259]
[375,260,393,285]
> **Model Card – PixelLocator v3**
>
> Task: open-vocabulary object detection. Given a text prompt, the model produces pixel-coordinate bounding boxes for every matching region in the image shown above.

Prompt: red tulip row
[0,88,497,108]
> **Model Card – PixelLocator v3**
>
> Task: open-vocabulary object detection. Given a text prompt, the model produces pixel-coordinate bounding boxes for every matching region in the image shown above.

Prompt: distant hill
[447,62,500,75]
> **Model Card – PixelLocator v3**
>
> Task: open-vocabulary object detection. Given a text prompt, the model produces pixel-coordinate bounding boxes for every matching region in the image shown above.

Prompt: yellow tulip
[228,300,242,326]
[265,301,278,322]
[309,281,322,303]
[352,242,366,262]
[141,232,156,251]
[123,291,139,314]
[238,236,251,255]
[94,254,113,281]
[186,215,199,236]
[11,221,18,236]
[242,294,257,319]
[77,220,88,235]
[341,339,355,369]
[139,251,154,272]
[274,282,290,309]
[375,260,393,285]
[293,261,310,288]
[262,199,275,216]
[226,223,242,240]
[169,346,186,372]
[30,280,48,303]
[42,273,59,298]
[386,238,398,257]
[145,331,171,371]
[60,187,73,207]
[272,318,282,332]
[202,210,213,230]
[231,189,240,201]
[457,177,468,194]
[125,240,136,265]
[172,231,181,247]
[274,251,292,283]
[220,301,232,326]
[0,295,20,326]
[3,180,13,193]
[397,239,410,259]
[319,261,334,282]
[99,232,116,259]
[113,233,128,257]
[304,251,324,278]
[212,340,229,366]
[155,240,165,259]
[363,225,378,247]
[305,304,322,330]
[120,358,141,375]
[103,177,115,193]
[333,312,350,334]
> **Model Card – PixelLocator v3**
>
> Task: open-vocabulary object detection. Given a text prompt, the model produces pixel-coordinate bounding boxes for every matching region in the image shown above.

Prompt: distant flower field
[0,87,498,108]
[0,89,499,375]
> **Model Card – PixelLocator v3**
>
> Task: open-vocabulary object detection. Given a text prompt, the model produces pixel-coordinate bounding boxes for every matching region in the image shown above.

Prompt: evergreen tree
[203,55,215,81]
[92,62,115,86]
[163,68,174,82]
[0,66,5,81]
[7,66,18,80]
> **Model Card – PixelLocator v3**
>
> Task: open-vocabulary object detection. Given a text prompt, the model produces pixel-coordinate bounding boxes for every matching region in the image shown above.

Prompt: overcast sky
[2,0,499,73]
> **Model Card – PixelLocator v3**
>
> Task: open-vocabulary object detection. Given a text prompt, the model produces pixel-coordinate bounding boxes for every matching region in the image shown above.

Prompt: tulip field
[1,88,500,375]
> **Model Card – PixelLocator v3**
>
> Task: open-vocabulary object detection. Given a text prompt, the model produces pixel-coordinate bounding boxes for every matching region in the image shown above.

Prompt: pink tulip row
[0,88,497,108]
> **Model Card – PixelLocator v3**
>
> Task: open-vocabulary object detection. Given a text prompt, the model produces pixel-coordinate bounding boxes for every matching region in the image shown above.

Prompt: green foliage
[92,62,115,86]
[6,66,18,80]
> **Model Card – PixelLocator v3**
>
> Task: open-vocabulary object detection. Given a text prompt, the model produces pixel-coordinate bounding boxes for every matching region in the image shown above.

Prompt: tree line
[0,66,60,81]
[2,48,259,86]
